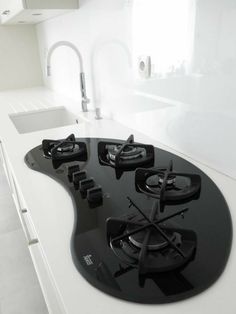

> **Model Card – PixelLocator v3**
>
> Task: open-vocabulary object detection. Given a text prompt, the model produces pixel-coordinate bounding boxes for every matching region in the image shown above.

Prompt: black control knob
[67,164,80,179]
[72,170,87,186]
[87,186,103,203]
[79,178,95,193]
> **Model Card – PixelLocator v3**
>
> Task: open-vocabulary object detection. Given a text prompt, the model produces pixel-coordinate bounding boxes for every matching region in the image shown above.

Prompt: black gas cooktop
[25,134,232,304]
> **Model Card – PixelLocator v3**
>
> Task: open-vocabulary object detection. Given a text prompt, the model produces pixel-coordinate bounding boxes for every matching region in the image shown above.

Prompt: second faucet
[46,41,90,112]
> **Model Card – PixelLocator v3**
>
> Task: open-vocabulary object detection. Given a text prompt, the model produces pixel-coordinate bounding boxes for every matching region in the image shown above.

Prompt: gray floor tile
[1,284,48,314]
[0,229,40,298]
[0,177,11,199]
[0,195,21,235]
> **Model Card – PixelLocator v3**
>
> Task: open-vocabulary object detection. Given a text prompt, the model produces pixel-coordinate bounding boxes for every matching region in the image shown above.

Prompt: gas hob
[25,134,232,304]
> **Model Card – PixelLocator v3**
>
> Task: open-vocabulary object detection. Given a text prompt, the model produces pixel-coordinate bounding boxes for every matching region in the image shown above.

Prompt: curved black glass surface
[25,137,232,304]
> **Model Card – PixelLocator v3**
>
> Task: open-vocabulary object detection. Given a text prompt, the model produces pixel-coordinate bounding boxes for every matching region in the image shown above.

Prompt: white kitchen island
[0,87,235,314]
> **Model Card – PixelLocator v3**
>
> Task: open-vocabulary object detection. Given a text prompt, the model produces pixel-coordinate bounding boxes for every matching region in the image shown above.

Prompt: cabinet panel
[0,0,79,24]
[0,0,23,13]
[25,0,78,10]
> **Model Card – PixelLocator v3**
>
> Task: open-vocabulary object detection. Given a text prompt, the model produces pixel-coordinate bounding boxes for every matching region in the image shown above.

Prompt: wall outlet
[138,55,151,78]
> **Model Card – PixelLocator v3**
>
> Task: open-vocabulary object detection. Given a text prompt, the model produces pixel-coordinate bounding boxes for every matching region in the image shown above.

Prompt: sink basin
[9,106,86,134]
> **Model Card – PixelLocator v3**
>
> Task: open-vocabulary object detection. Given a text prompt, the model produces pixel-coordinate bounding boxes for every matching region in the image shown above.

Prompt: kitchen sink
[9,106,86,134]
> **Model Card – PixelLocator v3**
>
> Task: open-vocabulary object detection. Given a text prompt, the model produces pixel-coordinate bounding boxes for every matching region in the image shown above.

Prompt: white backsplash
[36,0,132,113]
[36,0,236,178]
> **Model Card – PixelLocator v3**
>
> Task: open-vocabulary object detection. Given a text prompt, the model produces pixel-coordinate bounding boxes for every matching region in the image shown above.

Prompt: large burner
[107,198,196,274]
[127,221,177,251]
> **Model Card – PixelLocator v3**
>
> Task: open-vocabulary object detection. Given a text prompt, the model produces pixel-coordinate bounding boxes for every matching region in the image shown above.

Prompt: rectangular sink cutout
[9,106,82,134]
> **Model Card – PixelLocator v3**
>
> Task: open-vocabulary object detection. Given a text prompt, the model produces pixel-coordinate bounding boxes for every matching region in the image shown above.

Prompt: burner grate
[107,197,196,274]
[98,134,154,173]
[135,160,201,203]
[42,133,87,162]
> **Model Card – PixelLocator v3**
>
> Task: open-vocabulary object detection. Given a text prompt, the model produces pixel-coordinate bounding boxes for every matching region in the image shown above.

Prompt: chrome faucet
[46,41,90,112]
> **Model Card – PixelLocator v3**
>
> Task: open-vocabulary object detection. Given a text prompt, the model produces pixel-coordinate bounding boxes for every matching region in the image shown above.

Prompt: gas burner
[135,161,201,203]
[127,220,176,251]
[98,134,154,170]
[42,134,87,162]
[107,198,196,274]
[108,145,146,164]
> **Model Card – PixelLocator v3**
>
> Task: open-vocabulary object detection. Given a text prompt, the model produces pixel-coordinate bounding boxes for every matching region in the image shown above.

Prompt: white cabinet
[0,139,65,313]
[0,0,79,24]
[0,140,11,188]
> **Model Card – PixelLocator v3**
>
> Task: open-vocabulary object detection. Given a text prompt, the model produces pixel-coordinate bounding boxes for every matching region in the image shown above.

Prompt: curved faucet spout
[46,41,89,112]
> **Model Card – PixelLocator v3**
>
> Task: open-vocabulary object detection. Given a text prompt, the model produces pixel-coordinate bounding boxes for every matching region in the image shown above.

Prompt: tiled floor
[0,164,48,314]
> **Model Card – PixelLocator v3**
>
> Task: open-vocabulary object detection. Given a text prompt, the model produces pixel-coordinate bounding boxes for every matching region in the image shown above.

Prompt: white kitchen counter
[0,87,236,314]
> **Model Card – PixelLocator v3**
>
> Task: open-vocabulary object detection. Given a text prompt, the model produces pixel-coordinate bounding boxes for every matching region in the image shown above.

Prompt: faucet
[46,41,90,112]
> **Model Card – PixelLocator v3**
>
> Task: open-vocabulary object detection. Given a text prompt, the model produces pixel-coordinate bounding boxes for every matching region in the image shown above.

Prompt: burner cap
[57,142,77,153]
[48,142,81,157]
[146,174,176,187]
[127,224,176,251]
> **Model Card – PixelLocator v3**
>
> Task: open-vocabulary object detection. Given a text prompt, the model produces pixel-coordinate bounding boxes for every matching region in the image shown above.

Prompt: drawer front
[10,174,39,246]
[29,243,66,314]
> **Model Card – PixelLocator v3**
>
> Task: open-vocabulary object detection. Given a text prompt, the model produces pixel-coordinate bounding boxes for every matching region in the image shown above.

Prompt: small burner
[42,134,87,162]
[57,142,77,153]
[98,134,154,171]
[107,145,146,163]
[135,161,201,203]
[146,173,176,188]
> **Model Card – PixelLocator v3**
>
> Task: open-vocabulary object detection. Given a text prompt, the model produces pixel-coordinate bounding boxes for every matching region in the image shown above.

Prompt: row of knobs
[67,164,103,204]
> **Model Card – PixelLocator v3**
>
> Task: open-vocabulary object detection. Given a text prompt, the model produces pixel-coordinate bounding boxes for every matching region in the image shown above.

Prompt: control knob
[73,170,87,186]
[79,178,95,193]
[87,186,103,204]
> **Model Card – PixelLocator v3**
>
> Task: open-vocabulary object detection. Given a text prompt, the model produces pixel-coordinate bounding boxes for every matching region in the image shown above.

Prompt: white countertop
[0,87,236,314]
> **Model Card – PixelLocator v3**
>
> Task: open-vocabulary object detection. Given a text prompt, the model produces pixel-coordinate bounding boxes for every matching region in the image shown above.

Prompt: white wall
[34,0,236,178]
[36,0,236,114]
[36,0,132,112]
[0,25,43,91]
[132,0,236,113]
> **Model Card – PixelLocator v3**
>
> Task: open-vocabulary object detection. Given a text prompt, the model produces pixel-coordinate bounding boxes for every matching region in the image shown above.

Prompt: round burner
[107,145,146,163]
[127,224,176,251]
[158,174,176,185]
[57,142,76,153]
[48,142,81,157]
[146,173,176,188]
